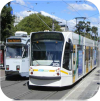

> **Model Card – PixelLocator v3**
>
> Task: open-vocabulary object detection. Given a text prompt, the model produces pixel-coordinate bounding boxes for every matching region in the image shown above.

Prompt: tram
[29,31,98,87]
[5,31,30,77]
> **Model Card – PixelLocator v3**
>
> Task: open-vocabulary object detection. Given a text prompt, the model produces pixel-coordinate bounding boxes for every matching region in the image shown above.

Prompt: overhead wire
[12,1,52,31]
[12,1,99,31]
[62,0,99,31]
[62,0,83,17]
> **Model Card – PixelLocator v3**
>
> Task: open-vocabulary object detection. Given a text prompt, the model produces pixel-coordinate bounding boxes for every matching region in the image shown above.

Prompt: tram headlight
[29,67,33,75]
[56,68,60,76]
[16,65,20,70]
[6,65,9,70]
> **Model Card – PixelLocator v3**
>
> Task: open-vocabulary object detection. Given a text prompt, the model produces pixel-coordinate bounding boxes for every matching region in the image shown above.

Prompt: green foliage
[15,14,61,34]
[75,21,98,40]
[1,2,15,41]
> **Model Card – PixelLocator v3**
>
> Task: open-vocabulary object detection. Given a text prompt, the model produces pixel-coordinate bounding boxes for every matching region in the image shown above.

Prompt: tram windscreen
[31,41,63,67]
[6,46,22,58]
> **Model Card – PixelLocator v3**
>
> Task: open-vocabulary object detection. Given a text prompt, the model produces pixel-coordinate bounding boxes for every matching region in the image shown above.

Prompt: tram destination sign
[7,39,21,42]
[32,32,64,41]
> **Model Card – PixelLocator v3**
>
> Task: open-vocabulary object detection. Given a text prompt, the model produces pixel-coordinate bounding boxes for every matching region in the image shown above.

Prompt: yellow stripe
[86,46,89,49]
[33,69,55,72]
[91,47,93,49]
[49,70,55,72]
[61,70,68,75]
[73,45,76,49]
[33,69,38,71]
[73,75,75,83]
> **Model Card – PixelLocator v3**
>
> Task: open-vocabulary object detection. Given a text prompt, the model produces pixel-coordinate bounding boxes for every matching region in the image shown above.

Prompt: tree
[1,2,15,41]
[15,13,62,34]
[91,26,98,40]
[75,21,98,39]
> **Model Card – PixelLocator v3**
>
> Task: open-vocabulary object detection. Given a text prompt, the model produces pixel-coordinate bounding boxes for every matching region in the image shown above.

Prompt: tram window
[63,42,71,70]
[90,47,93,59]
[23,46,28,58]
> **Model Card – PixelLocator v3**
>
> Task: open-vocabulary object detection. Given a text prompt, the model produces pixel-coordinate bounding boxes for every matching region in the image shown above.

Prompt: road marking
[93,80,100,82]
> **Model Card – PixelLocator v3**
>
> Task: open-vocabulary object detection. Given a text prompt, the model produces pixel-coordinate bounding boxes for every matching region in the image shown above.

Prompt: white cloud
[68,3,96,11]
[15,10,99,35]
[15,0,25,5]
[39,11,76,31]
[89,17,99,23]
[15,10,38,17]
[40,11,62,22]
[15,10,77,31]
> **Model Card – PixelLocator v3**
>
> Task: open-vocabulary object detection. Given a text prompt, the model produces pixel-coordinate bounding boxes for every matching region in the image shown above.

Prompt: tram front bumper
[29,75,61,87]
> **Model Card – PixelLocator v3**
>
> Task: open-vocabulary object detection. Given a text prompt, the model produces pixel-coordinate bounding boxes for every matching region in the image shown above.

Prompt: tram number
[53,63,59,67]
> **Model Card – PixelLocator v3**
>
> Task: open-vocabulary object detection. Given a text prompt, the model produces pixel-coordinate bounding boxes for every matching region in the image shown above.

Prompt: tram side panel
[61,41,73,86]
[72,44,84,83]
[72,36,96,84]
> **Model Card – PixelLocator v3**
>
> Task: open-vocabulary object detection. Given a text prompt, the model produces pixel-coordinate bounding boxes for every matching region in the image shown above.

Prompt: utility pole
[75,17,86,35]
[52,19,55,31]
[65,20,69,31]
[51,12,55,31]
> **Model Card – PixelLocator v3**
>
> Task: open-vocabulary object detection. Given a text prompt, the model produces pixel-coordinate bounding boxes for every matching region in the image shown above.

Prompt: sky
[1,0,100,36]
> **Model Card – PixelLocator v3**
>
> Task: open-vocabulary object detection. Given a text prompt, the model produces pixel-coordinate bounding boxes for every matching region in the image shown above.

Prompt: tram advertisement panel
[78,50,83,77]
[0,50,3,67]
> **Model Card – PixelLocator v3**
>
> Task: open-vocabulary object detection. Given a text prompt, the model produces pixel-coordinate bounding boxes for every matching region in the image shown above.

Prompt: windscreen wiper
[33,57,41,66]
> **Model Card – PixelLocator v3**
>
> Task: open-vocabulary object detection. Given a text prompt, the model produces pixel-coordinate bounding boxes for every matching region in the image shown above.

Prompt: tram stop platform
[62,66,100,100]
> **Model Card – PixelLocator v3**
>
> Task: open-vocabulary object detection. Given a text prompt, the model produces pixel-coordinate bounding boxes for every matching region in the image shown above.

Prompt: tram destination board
[7,39,21,42]
[31,32,64,41]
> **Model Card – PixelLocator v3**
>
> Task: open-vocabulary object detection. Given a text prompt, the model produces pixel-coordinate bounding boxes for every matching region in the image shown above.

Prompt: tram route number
[53,63,60,67]
[7,39,21,42]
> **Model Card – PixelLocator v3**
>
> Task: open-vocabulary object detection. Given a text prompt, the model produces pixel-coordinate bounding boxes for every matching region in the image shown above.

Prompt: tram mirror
[68,38,73,53]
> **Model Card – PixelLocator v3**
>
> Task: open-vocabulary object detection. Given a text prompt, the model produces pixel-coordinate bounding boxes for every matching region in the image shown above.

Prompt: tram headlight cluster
[16,65,20,70]
[56,68,60,76]
[6,65,9,70]
[29,67,33,75]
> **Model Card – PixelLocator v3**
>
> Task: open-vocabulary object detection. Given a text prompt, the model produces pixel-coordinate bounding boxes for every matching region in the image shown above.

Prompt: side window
[23,46,28,58]
[28,44,30,56]
[63,42,71,70]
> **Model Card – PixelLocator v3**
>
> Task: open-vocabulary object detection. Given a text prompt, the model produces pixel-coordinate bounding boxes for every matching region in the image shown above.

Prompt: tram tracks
[1,76,70,100]
[1,80,28,88]
[1,75,28,88]
[1,75,67,100]
[13,89,58,100]
[41,91,58,100]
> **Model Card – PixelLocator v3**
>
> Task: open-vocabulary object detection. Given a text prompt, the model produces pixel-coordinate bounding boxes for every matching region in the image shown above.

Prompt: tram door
[77,45,83,77]
[63,42,72,71]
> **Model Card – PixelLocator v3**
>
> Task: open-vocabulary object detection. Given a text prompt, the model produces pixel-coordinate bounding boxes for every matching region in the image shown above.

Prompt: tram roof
[30,31,98,45]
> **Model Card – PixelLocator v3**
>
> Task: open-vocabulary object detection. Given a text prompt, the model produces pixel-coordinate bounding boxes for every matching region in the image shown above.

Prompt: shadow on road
[6,75,29,81]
